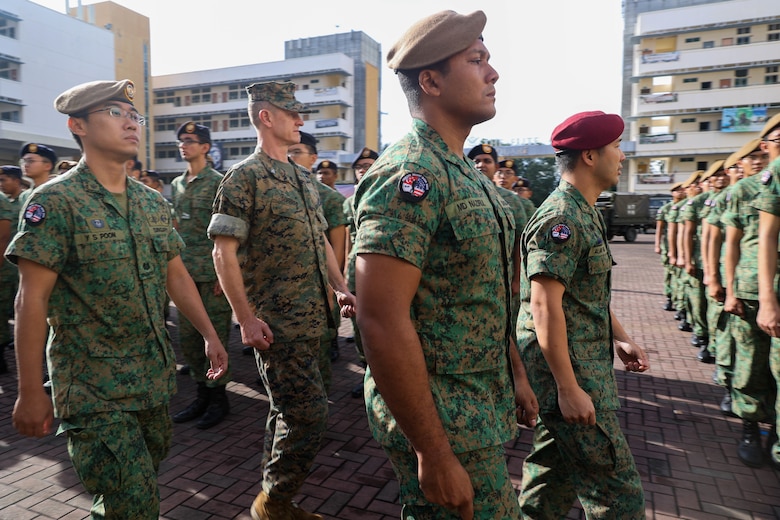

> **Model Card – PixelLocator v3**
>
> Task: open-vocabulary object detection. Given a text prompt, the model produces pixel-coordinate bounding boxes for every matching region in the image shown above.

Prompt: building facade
[0,0,115,164]
[624,0,780,192]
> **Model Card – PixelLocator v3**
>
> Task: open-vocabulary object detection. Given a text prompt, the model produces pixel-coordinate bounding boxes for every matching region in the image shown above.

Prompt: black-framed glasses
[288,150,313,157]
[177,139,203,146]
[764,137,780,144]
[19,158,45,166]
[87,106,146,126]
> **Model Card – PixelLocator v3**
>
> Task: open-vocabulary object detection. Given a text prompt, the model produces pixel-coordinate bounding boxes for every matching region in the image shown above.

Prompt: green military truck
[596,192,671,242]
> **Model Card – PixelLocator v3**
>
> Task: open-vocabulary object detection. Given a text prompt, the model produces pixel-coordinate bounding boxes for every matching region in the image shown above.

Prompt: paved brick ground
[1,233,779,519]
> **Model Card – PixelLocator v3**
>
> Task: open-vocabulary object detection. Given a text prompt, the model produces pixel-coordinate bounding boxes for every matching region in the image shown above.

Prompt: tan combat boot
[251,491,322,520]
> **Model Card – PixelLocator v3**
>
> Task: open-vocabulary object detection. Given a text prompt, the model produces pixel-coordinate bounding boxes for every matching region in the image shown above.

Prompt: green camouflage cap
[245,81,310,113]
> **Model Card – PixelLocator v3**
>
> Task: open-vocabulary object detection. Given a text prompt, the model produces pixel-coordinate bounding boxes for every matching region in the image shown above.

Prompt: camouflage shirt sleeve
[208,165,252,243]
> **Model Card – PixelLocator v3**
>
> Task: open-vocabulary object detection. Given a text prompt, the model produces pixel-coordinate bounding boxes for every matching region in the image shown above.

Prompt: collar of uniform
[257,148,304,185]
[411,118,477,177]
[557,178,593,213]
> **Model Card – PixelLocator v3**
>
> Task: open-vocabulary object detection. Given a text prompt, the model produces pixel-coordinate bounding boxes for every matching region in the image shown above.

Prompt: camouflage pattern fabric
[517,179,619,413]
[519,413,645,519]
[0,193,16,346]
[656,201,672,297]
[494,185,527,344]
[62,404,172,519]
[171,166,232,386]
[516,179,644,515]
[5,159,183,418]
[344,194,365,361]
[208,150,331,342]
[353,119,517,508]
[518,195,536,222]
[680,191,709,337]
[256,339,327,500]
[666,201,688,312]
[721,174,776,422]
[752,157,780,465]
[208,150,331,500]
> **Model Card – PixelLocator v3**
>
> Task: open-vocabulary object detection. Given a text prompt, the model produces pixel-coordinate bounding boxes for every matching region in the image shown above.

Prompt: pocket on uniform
[447,206,500,241]
[271,198,306,222]
[67,427,123,496]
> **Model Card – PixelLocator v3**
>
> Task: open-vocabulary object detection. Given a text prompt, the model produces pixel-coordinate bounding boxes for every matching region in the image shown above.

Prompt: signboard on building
[721,106,768,133]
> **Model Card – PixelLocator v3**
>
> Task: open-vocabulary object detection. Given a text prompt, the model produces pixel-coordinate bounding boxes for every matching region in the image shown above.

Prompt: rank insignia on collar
[24,202,46,227]
[398,172,430,203]
[91,219,105,228]
[551,223,571,243]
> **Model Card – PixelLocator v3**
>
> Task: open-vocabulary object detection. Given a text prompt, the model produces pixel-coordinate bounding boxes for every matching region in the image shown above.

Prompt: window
[154,91,180,106]
[683,77,698,83]
[735,69,748,77]
[228,112,249,128]
[1,109,20,122]
[0,58,21,81]
[699,122,710,131]
[681,118,696,123]
[770,33,780,42]
[735,78,748,87]
[770,24,780,31]
[685,37,700,43]
[311,79,320,84]
[703,41,714,48]
[190,87,211,104]
[0,14,19,39]
[701,81,712,90]
[737,36,750,45]
[767,75,779,84]
[697,161,708,170]
[228,84,247,100]
[680,158,694,163]
[737,27,751,35]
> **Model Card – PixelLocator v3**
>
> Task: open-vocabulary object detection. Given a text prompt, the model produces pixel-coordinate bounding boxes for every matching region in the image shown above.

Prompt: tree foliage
[515,157,559,207]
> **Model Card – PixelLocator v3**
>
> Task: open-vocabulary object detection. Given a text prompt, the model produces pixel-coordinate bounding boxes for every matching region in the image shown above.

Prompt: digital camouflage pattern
[520,413,645,519]
[516,179,618,413]
[517,195,536,221]
[344,194,365,361]
[666,200,688,313]
[256,338,327,500]
[0,193,16,346]
[171,166,232,386]
[751,156,780,466]
[5,159,183,418]
[656,201,673,298]
[516,179,644,518]
[721,173,776,422]
[208,150,330,501]
[63,405,171,520]
[680,191,709,338]
[353,119,517,506]
[208,149,331,342]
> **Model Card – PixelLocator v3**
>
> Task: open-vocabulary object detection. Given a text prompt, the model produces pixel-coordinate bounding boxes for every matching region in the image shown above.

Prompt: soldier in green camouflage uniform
[208,81,354,520]
[354,11,538,519]
[666,187,689,321]
[517,111,648,519]
[170,121,233,429]
[655,187,677,311]
[751,113,780,470]
[288,132,349,392]
[6,79,228,520]
[722,138,775,468]
[681,173,714,355]
[0,188,15,373]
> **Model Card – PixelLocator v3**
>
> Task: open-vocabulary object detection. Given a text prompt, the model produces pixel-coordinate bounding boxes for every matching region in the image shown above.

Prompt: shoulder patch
[551,223,571,243]
[726,192,732,203]
[761,169,772,185]
[398,172,430,203]
[24,202,46,227]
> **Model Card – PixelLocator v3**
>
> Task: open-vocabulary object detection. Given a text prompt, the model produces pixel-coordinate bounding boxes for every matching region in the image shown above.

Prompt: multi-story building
[624,0,780,192]
[0,0,115,164]
[152,31,381,184]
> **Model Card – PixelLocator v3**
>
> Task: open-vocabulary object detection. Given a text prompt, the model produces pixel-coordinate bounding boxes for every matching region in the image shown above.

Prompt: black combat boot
[737,420,764,468]
[697,345,714,364]
[196,385,230,429]
[173,382,210,423]
[720,390,735,417]
[663,297,674,311]
[678,320,692,332]
[674,309,686,321]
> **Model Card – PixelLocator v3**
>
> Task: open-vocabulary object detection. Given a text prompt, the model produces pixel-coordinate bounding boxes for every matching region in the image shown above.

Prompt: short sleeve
[6,193,70,271]
[524,214,583,288]
[208,166,253,242]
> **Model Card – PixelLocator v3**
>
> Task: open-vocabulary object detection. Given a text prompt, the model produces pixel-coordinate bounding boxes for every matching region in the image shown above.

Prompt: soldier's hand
[239,317,274,351]
[13,391,54,438]
[708,282,725,302]
[514,372,539,428]
[724,295,744,317]
[757,299,780,337]
[205,338,228,380]
[557,386,595,425]
[335,289,356,318]
[416,449,474,520]
[615,339,650,373]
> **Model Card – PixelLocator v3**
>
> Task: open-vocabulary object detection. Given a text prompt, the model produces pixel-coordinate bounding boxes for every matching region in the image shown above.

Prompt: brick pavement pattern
[1,234,779,519]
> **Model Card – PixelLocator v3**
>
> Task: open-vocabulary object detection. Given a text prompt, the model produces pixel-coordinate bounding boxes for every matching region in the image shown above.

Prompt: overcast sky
[32,0,625,146]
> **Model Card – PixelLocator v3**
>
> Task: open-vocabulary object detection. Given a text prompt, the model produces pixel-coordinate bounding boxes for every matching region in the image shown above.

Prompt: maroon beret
[551,111,624,152]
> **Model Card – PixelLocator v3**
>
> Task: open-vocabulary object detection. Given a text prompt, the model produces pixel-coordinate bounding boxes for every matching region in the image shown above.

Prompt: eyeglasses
[19,158,45,166]
[288,150,313,157]
[746,153,769,161]
[177,139,203,146]
[354,162,373,170]
[87,106,146,126]
[765,137,780,144]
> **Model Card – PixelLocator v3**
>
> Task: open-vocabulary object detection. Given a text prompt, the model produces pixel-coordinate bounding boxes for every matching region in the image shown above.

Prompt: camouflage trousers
[705,294,723,357]
[0,269,17,346]
[387,442,520,519]
[771,338,780,465]
[318,294,341,392]
[61,404,172,520]
[730,299,776,422]
[178,280,233,386]
[661,254,672,298]
[671,266,688,313]
[519,412,645,519]
[255,338,328,501]
[713,304,736,387]
[684,269,707,337]
[350,315,365,363]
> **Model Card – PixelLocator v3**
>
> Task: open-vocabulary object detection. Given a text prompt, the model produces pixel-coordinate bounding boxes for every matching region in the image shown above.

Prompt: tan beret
[734,138,762,161]
[681,170,702,188]
[760,112,780,138]
[387,10,487,71]
[55,79,135,115]
[700,160,725,181]
[670,182,684,192]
